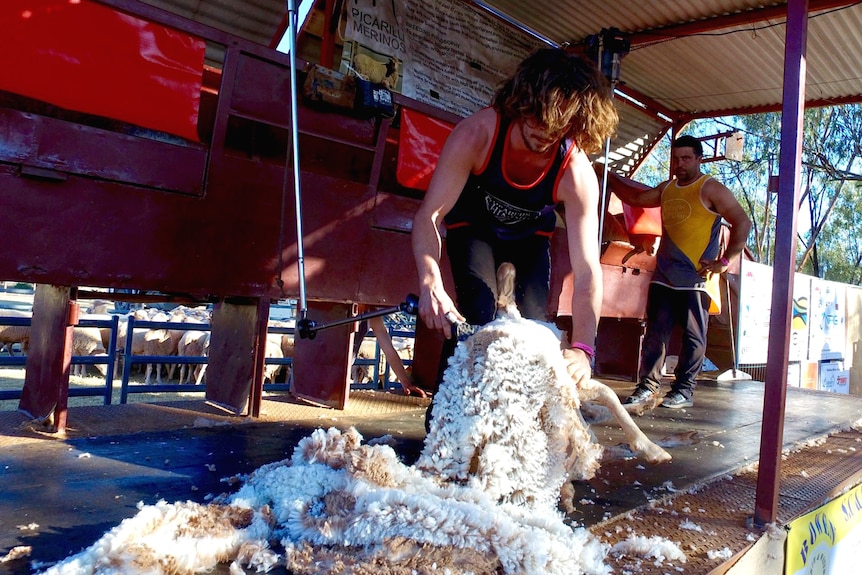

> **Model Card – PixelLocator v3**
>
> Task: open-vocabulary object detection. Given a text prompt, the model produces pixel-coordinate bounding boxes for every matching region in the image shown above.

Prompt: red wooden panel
[371,191,420,233]
[291,302,354,409]
[0,0,204,141]
[551,234,654,320]
[231,54,379,147]
[0,109,206,194]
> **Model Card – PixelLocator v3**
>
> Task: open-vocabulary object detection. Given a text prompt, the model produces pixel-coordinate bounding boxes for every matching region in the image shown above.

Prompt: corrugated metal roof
[142,0,284,47]
[135,0,862,173]
[475,0,782,44]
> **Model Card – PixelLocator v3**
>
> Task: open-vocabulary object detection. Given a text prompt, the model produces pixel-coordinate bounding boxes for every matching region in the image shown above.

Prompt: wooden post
[205,297,265,414]
[19,285,74,432]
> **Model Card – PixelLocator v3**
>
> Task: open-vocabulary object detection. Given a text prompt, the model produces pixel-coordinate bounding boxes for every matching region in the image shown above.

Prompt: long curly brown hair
[492,48,618,155]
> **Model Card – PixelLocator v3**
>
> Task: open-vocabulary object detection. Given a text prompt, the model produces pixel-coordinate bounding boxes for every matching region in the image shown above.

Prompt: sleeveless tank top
[444,113,573,241]
[653,174,723,309]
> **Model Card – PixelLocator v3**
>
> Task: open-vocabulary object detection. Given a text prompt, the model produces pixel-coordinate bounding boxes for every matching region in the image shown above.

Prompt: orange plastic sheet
[0,0,205,141]
[396,108,456,191]
[622,204,662,236]
[611,175,663,236]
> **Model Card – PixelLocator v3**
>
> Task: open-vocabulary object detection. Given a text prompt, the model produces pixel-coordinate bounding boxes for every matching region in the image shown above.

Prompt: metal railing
[0,315,119,402]
[1,312,413,404]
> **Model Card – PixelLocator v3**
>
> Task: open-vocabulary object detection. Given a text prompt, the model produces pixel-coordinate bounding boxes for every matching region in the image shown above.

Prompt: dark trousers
[639,283,710,398]
[436,229,551,381]
[446,228,551,325]
[426,229,552,431]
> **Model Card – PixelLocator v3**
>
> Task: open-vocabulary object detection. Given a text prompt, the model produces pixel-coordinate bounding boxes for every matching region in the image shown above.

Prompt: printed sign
[738,259,773,364]
[785,481,862,574]
[343,0,543,116]
[737,259,814,366]
[818,361,850,394]
[808,279,846,361]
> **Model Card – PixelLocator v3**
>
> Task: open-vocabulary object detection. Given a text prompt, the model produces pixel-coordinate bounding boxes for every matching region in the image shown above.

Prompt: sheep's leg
[195,364,207,385]
[579,379,671,463]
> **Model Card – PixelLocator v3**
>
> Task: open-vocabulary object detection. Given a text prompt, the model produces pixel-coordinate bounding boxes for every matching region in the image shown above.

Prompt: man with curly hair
[412,48,619,403]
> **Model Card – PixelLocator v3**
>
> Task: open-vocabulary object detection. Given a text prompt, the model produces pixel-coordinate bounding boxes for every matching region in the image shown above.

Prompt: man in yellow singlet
[610,135,751,409]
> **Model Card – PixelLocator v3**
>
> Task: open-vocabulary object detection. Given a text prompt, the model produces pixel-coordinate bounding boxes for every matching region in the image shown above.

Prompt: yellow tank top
[655,175,723,313]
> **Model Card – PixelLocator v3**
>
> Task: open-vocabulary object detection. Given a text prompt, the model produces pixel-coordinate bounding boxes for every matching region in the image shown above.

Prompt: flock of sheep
[0,300,414,390]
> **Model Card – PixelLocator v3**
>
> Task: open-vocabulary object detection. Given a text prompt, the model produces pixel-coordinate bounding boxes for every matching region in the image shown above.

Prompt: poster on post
[342,0,544,117]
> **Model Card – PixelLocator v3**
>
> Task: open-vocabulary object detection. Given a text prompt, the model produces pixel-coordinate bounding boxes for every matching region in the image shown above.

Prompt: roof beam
[629,0,857,45]
[615,84,677,122]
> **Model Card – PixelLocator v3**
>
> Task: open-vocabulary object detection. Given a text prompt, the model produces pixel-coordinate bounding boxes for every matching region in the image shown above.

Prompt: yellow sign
[786,481,862,574]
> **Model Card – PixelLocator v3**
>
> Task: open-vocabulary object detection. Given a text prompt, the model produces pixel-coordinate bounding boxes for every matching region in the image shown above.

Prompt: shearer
[411,48,619,425]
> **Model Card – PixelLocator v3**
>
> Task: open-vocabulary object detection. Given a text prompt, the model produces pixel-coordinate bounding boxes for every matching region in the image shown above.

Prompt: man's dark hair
[673,135,703,157]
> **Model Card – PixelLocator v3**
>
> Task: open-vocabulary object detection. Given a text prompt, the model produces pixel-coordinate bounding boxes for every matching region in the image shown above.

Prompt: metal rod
[598,133,612,244]
[597,79,617,245]
[724,273,739,377]
[287,0,309,320]
[296,294,419,339]
[305,305,403,333]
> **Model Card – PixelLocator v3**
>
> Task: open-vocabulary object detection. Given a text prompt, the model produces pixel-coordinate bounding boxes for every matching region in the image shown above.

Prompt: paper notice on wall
[343,0,544,116]
[737,259,814,365]
[738,259,773,364]
[808,278,846,361]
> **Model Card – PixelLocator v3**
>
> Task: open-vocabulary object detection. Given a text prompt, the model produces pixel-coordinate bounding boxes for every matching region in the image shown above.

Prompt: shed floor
[1,379,861,575]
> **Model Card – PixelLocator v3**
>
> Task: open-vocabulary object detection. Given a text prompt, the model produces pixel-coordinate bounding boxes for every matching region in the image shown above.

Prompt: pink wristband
[570,341,595,359]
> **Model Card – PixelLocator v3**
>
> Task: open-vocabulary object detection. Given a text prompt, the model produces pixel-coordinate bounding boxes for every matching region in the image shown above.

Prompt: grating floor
[592,431,862,574]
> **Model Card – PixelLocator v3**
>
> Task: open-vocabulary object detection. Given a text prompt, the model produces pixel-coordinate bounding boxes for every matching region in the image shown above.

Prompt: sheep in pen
[39,264,675,575]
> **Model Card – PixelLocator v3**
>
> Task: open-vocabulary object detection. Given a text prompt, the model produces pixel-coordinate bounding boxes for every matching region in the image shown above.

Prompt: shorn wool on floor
[39,266,673,575]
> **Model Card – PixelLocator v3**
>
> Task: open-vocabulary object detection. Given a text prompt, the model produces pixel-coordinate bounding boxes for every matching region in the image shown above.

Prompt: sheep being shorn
[418,262,669,514]
[39,266,675,575]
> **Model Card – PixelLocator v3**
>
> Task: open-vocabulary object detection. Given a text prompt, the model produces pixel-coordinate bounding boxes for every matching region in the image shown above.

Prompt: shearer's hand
[562,347,593,387]
[418,284,464,339]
